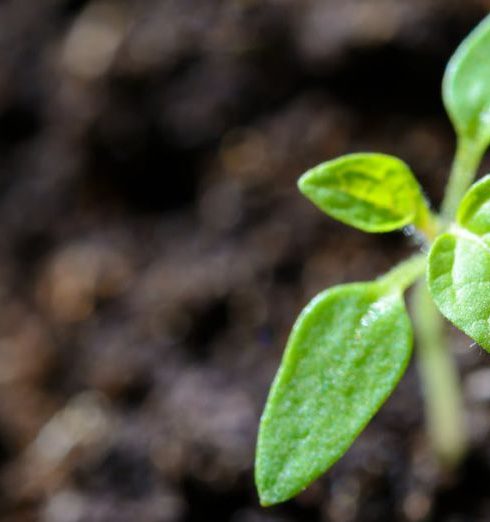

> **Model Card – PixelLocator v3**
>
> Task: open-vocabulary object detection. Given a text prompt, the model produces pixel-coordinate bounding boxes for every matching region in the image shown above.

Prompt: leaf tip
[256,482,290,508]
[255,454,294,507]
[297,170,313,197]
[255,475,275,507]
[258,493,276,508]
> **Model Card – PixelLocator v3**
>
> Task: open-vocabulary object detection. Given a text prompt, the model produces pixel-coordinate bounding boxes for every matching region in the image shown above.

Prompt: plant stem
[378,254,426,293]
[441,136,485,221]
[415,209,440,243]
[412,280,467,467]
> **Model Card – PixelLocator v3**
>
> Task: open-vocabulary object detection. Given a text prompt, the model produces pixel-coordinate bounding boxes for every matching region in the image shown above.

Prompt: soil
[1,1,490,521]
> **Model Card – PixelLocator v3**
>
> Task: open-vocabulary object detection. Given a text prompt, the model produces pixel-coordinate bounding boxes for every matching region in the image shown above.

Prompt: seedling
[255,15,490,506]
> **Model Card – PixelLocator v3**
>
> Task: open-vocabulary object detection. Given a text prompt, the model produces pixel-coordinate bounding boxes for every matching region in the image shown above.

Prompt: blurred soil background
[1,1,490,521]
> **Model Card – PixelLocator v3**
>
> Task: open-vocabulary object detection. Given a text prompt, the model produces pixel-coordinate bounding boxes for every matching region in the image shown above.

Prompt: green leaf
[255,281,413,506]
[443,14,490,147]
[298,153,430,233]
[456,174,490,235]
[428,175,490,351]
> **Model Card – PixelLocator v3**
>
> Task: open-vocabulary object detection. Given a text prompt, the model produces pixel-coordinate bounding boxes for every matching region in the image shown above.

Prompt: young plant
[255,14,490,507]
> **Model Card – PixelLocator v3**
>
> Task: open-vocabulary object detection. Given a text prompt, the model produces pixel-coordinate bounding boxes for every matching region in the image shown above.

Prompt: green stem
[415,208,440,243]
[378,254,426,293]
[441,136,485,221]
[412,280,467,467]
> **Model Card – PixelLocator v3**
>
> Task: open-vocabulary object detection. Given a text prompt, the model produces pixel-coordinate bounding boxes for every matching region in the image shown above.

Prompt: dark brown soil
[1,1,490,521]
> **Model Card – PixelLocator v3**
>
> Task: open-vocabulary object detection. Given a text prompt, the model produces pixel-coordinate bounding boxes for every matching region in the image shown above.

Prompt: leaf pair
[256,151,428,506]
[428,12,490,342]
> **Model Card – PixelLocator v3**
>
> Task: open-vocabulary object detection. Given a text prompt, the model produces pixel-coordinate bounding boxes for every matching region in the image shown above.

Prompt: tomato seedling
[255,14,490,506]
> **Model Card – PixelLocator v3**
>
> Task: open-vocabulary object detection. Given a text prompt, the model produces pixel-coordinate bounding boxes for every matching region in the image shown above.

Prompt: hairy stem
[441,136,485,221]
[412,280,467,467]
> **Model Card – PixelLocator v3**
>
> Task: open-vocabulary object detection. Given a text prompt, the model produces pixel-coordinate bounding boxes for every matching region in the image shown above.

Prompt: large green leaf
[255,282,413,506]
[428,175,490,351]
[443,14,490,147]
[298,153,430,233]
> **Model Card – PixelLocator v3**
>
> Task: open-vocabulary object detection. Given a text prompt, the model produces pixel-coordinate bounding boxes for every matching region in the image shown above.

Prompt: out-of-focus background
[1,1,490,521]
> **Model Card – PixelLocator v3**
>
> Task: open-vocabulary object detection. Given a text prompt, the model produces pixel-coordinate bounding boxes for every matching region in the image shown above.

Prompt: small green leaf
[456,174,490,235]
[255,282,412,506]
[443,14,490,147]
[428,175,490,351]
[298,153,430,233]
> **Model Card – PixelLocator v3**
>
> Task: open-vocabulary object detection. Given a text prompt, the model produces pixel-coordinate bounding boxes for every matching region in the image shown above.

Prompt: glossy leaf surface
[428,175,490,351]
[443,14,490,146]
[298,153,429,232]
[255,282,413,506]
